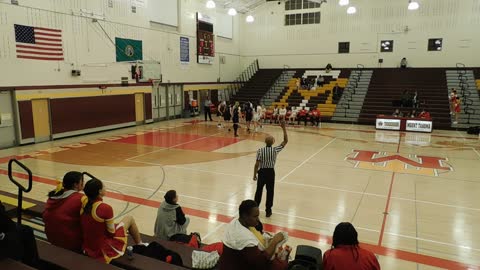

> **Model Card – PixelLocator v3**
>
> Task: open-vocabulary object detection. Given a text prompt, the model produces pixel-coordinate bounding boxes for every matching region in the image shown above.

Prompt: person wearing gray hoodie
[154,190,190,240]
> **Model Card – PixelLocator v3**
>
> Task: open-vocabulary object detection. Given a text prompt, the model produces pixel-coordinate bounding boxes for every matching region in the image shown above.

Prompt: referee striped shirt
[256,145,284,169]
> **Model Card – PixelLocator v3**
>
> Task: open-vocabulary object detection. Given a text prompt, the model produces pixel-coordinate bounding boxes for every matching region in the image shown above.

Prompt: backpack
[467,126,480,135]
[132,241,183,266]
[0,201,39,267]
[287,245,323,270]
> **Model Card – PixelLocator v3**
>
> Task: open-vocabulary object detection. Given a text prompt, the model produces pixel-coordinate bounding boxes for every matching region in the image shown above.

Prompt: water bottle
[126,246,134,260]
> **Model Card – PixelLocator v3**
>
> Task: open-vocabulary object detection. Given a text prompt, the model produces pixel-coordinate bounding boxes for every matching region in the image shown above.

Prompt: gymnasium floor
[1,119,479,270]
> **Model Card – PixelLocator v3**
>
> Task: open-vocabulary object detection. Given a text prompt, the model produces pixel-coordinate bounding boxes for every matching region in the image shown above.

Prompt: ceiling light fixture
[206,0,216,9]
[408,0,419,10]
[228,8,237,16]
[246,15,254,23]
[339,0,349,6]
[347,6,356,14]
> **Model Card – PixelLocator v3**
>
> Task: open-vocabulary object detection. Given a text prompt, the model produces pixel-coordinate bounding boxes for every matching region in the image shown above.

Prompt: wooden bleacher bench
[128,234,200,269]
[36,239,122,270]
[0,190,45,218]
[0,258,36,270]
[1,191,215,269]
[113,254,186,270]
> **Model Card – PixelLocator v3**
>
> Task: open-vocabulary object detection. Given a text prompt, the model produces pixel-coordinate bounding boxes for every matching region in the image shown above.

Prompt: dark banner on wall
[180,37,189,64]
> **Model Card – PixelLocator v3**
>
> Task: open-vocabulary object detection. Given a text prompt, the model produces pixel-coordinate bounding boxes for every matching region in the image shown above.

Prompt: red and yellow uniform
[43,191,84,252]
[80,198,127,264]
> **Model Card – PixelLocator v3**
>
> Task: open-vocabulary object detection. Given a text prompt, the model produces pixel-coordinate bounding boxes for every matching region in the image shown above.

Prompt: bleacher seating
[271,70,349,118]
[474,68,480,90]
[0,258,36,270]
[359,68,451,129]
[232,69,283,105]
[0,190,201,270]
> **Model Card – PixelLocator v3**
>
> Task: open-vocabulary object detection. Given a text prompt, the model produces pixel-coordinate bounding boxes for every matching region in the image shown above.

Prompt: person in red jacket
[297,108,308,126]
[43,171,85,252]
[323,222,380,270]
[309,108,321,127]
[418,109,431,119]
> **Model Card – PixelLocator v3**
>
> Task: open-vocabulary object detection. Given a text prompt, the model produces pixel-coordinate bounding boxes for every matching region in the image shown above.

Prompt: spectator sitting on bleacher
[401,90,411,107]
[400,57,408,69]
[418,108,431,119]
[43,171,84,253]
[297,108,308,126]
[317,75,325,87]
[323,222,380,270]
[81,179,143,264]
[220,200,289,270]
[392,109,401,117]
[325,63,333,73]
[409,109,417,118]
[309,108,321,127]
[154,190,190,241]
[333,83,342,101]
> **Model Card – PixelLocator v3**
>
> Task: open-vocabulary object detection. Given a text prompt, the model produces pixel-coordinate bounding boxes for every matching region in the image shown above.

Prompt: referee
[253,121,288,217]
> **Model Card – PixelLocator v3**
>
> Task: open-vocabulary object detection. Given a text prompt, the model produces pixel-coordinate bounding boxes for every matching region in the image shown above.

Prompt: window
[287,12,320,26]
[380,40,394,52]
[285,0,302,11]
[286,0,320,11]
[338,42,350,53]
[303,0,321,9]
[302,12,320,24]
[428,38,443,51]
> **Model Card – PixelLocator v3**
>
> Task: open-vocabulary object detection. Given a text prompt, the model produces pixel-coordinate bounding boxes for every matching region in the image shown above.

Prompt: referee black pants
[254,168,275,213]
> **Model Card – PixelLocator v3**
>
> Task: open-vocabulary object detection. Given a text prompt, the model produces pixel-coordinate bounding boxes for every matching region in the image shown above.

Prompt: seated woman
[81,179,143,264]
[154,190,190,241]
[220,200,289,270]
[418,109,431,119]
[43,171,84,252]
[409,109,417,118]
[323,222,380,270]
[392,109,401,117]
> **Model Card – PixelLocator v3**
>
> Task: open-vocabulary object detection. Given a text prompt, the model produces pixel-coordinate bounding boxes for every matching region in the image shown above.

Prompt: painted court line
[278,137,337,182]
[157,165,480,212]
[1,168,479,269]
[126,131,224,161]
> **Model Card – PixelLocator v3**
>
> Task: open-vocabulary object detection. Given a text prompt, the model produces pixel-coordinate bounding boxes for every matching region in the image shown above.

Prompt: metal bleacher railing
[261,65,292,104]
[226,59,259,100]
[8,159,33,224]
[339,64,364,117]
[456,63,475,124]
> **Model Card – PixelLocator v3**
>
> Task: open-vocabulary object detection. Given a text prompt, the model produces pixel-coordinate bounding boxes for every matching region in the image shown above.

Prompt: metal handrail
[8,159,33,224]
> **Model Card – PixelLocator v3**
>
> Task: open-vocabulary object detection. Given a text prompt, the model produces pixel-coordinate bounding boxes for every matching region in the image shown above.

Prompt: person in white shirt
[252,104,262,132]
[288,107,297,125]
[278,106,287,122]
[260,106,266,125]
[272,105,279,124]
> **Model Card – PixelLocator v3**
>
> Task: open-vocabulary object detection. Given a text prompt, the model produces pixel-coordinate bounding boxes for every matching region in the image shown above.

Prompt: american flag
[14,24,64,61]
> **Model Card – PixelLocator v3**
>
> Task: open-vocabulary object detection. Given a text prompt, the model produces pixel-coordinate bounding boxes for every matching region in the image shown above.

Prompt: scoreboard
[197,13,215,64]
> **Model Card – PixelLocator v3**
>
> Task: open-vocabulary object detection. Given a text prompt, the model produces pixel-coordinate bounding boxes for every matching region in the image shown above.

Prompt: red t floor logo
[345,150,453,176]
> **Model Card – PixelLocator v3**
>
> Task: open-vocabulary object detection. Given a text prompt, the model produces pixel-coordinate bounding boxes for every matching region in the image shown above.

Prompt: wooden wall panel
[50,95,136,134]
[144,93,152,120]
[17,100,34,139]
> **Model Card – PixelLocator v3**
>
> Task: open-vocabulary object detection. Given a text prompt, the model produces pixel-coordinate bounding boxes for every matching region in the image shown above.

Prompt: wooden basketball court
[1,119,479,269]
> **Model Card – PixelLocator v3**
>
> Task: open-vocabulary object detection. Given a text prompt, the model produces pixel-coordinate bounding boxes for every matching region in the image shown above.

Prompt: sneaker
[266,210,272,217]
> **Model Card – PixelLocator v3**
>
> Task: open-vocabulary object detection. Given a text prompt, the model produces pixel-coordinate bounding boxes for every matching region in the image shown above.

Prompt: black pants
[254,168,275,213]
[204,106,212,121]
